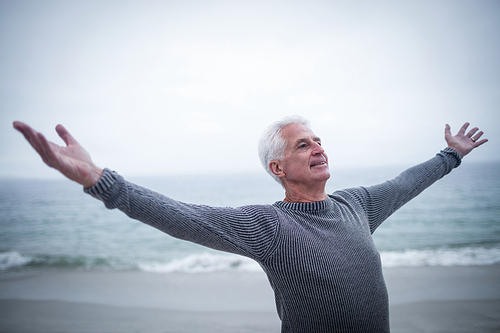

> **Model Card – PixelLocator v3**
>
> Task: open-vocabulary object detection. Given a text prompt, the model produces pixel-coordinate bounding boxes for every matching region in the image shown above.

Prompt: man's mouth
[310,161,327,167]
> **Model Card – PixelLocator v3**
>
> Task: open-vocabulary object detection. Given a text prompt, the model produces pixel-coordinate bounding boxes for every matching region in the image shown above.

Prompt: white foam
[139,246,500,274]
[138,253,263,273]
[3,245,499,273]
[380,246,500,268]
[0,251,32,271]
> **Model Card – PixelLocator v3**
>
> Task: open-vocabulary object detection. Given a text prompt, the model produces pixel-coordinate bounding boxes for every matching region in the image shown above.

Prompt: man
[13,117,487,332]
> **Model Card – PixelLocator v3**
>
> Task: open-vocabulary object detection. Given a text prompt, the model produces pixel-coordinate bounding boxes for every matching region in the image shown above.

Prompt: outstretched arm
[445,122,488,156]
[347,122,488,232]
[13,121,103,188]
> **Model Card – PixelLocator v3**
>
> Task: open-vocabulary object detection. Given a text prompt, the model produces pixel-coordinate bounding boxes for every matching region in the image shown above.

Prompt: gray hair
[258,115,310,184]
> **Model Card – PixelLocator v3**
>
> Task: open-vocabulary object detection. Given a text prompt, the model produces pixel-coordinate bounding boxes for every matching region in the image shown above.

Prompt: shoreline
[1,265,499,332]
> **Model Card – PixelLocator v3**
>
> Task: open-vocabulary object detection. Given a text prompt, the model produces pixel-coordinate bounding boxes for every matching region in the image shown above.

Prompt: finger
[444,124,451,137]
[13,121,27,131]
[471,130,484,141]
[37,132,59,168]
[55,124,77,146]
[466,127,479,138]
[13,122,45,155]
[458,122,470,135]
[474,139,488,147]
[13,121,35,143]
[14,122,65,168]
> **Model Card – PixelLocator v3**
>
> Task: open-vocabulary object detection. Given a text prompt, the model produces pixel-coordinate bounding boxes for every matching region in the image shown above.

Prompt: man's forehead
[282,123,320,143]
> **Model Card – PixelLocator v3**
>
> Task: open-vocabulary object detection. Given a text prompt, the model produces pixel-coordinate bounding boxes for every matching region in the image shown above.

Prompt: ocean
[1,161,499,273]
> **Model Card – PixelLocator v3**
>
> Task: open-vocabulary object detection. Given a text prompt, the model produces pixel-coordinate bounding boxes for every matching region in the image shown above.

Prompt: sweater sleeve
[340,148,462,233]
[84,170,279,260]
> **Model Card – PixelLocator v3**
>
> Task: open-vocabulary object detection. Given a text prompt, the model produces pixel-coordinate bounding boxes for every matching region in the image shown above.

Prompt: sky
[1,0,499,179]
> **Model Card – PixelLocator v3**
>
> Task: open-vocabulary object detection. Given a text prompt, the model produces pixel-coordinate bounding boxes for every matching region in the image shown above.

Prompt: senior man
[13,116,487,332]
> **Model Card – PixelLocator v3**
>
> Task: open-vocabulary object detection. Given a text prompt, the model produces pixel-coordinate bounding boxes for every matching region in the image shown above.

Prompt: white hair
[258,115,310,185]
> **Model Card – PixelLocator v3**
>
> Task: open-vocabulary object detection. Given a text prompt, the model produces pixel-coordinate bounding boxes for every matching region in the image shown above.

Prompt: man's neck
[283,182,328,203]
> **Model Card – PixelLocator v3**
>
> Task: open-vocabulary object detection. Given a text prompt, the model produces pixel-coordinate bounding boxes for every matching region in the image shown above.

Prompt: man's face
[277,123,330,186]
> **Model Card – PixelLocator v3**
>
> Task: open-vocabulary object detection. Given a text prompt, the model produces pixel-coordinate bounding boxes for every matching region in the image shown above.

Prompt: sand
[1,265,499,332]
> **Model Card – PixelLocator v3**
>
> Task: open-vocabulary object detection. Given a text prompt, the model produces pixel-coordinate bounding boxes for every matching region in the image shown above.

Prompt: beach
[1,265,499,333]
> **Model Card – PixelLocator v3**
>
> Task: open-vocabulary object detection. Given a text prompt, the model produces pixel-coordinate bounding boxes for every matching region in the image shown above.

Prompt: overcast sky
[1,0,499,179]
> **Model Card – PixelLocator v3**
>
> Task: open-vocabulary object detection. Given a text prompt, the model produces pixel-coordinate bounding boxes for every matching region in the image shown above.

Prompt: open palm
[445,122,488,157]
[13,121,103,188]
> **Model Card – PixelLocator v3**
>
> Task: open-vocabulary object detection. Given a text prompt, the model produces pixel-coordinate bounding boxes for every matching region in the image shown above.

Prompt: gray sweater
[85,148,461,332]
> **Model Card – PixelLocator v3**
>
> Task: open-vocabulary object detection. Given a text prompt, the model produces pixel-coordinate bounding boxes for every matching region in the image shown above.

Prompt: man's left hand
[445,122,488,156]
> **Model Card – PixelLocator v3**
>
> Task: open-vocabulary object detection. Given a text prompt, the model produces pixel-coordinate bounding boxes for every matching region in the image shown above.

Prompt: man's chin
[313,171,330,182]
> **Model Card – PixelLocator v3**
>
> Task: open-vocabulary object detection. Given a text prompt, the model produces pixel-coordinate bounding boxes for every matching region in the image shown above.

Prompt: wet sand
[1,265,499,332]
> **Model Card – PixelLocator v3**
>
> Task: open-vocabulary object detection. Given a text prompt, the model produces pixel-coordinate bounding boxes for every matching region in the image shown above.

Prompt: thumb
[55,124,77,146]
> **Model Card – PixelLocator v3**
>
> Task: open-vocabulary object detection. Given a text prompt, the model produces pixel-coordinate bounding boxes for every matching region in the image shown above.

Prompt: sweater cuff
[440,147,462,168]
[83,168,118,200]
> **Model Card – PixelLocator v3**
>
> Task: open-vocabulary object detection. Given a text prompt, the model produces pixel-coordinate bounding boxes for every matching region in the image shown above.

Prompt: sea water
[1,161,499,273]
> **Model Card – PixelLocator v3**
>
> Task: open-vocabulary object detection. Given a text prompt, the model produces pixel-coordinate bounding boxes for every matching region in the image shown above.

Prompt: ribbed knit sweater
[85,148,462,332]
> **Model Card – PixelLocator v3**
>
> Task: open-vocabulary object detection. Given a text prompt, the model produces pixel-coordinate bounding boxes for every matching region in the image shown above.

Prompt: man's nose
[312,142,325,155]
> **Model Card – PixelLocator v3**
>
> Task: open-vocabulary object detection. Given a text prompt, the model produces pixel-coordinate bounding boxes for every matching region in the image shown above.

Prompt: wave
[138,253,263,273]
[380,245,500,268]
[0,251,137,272]
[2,245,500,273]
[0,251,32,271]
[0,251,262,273]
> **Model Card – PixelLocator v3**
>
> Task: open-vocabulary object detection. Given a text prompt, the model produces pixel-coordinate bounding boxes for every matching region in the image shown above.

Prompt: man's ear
[269,160,285,178]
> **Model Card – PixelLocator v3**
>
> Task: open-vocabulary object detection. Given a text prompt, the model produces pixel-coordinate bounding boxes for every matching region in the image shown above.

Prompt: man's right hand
[13,121,103,188]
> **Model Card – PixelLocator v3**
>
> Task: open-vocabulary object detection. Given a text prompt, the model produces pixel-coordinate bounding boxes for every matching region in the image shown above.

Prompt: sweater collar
[273,197,333,212]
